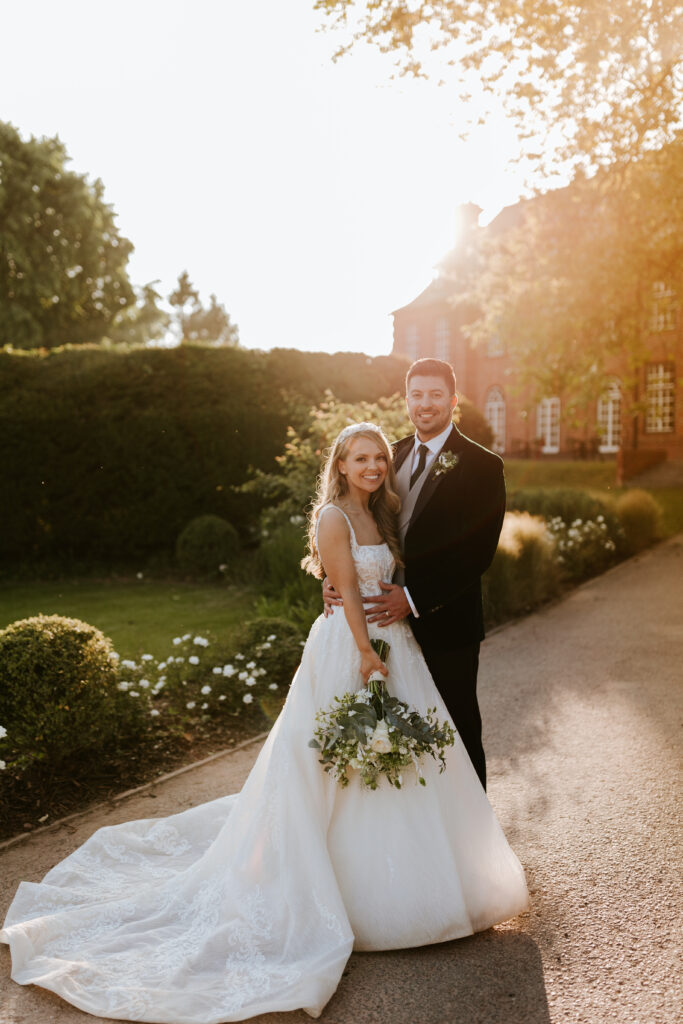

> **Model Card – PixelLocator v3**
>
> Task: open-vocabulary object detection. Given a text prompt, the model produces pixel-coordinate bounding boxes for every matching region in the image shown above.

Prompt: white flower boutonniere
[432,451,460,478]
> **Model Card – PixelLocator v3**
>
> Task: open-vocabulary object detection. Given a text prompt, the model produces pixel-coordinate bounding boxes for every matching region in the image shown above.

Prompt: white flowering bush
[114,617,304,728]
[546,514,619,580]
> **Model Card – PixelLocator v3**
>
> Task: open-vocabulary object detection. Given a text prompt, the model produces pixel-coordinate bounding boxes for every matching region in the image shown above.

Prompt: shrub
[508,487,614,527]
[176,514,240,577]
[615,489,662,554]
[545,515,618,580]
[483,512,561,624]
[0,615,144,772]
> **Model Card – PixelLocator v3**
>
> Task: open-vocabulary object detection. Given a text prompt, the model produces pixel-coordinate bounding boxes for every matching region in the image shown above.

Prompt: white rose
[370,720,393,754]
[188,655,199,665]
[150,709,160,717]
[223,664,235,677]
[201,685,211,695]
[0,725,7,739]
[242,693,254,704]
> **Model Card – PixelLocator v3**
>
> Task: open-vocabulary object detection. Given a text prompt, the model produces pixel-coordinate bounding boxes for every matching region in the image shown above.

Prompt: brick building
[391,201,682,479]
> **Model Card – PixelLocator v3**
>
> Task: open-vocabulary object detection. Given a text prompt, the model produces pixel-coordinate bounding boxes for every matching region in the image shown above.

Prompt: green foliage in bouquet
[309,640,456,790]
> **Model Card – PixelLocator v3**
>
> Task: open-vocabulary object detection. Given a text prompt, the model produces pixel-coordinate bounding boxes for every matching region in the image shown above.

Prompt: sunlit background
[2,0,546,355]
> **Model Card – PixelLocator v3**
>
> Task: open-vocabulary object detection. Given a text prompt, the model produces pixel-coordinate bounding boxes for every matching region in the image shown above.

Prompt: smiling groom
[364,358,505,789]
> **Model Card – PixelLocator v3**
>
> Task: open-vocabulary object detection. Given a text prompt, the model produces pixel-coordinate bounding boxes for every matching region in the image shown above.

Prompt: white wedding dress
[1,507,529,1023]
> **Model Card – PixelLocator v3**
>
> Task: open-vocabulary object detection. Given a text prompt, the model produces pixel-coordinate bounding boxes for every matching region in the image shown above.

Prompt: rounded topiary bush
[0,615,144,771]
[176,514,240,577]
[615,489,662,554]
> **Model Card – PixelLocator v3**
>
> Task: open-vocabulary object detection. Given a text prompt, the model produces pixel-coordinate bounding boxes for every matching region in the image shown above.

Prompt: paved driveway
[2,536,681,1024]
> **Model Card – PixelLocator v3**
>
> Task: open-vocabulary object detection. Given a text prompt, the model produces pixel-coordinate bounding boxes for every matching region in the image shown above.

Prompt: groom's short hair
[406,358,456,396]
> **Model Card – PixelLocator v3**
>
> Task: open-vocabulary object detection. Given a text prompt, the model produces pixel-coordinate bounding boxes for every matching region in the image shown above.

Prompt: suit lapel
[393,435,414,474]
[408,425,465,529]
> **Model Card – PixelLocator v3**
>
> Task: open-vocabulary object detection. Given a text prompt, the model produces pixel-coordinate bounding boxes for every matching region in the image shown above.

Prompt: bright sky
[2,0,536,356]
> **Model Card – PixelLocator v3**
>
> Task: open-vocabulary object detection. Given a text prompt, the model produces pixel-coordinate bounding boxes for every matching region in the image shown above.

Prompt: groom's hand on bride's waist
[364,582,411,626]
[322,577,343,617]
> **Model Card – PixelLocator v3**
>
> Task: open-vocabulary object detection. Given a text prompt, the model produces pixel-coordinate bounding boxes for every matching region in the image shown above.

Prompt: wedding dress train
[1,509,529,1022]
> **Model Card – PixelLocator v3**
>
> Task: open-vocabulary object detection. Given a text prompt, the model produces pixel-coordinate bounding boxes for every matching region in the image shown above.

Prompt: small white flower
[219,563,228,572]
[223,664,235,677]
[267,634,276,641]
[183,633,191,641]
[242,693,254,704]
[139,679,150,689]
[158,661,166,671]
[157,675,166,684]
[261,641,271,649]
[186,701,196,709]
[193,636,209,647]
[238,671,248,681]
[201,685,211,695]
[117,681,130,691]
[212,667,222,675]
[175,656,185,663]
[109,651,120,661]
[245,676,256,686]
[246,660,256,669]
[136,572,144,580]
[257,667,267,676]
[173,637,182,645]
[141,654,154,662]
[0,760,6,770]
[235,653,245,661]
[121,659,137,670]
[201,702,209,710]
[268,683,278,691]
[129,691,140,698]
[150,709,160,717]
[188,655,199,665]
[0,725,7,740]
[218,694,227,701]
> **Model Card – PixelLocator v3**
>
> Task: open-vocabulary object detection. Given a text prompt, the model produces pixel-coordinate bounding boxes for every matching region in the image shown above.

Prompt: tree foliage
[0,122,135,349]
[169,270,239,346]
[464,135,683,417]
[315,0,683,171]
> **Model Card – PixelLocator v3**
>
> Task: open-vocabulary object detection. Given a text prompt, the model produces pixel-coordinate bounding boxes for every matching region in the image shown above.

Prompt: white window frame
[651,282,677,333]
[536,397,561,454]
[645,363,675,434]
[484,386,506,454]
[434,318,450,362]
[597,378,622,453]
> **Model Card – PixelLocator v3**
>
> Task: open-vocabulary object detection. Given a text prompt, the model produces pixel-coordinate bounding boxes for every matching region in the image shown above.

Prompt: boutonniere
[431,451,459,478]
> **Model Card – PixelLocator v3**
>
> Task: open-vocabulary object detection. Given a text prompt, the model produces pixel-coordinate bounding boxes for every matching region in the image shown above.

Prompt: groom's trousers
[419,642,486,790]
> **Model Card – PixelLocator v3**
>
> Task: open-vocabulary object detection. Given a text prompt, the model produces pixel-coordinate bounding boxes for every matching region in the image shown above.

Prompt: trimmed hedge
[1,345,410,568]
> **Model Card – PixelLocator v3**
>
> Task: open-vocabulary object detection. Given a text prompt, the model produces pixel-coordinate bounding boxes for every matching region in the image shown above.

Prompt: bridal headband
[337,422,383,442]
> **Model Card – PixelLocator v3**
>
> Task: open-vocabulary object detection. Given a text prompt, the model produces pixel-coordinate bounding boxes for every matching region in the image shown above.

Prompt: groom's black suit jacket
[393,424,505,652]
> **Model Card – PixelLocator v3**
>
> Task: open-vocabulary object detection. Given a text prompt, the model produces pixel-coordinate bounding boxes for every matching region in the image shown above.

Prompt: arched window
[484,386,506,453]
[597,379,622,453]
[434,318,450,361]
[536,397,560,454]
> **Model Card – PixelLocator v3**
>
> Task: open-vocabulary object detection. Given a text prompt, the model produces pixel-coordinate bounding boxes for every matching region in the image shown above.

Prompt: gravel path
[1,536,681,1024]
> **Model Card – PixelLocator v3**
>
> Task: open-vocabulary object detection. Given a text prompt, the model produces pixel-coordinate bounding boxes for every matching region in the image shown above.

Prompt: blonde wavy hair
[301,422,404,579]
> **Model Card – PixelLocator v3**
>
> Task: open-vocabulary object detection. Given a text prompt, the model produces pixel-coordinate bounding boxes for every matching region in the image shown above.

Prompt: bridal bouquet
[309,640,456,790]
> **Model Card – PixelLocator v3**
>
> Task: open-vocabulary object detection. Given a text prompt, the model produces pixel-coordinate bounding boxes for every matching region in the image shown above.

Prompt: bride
[1,422,528,1023]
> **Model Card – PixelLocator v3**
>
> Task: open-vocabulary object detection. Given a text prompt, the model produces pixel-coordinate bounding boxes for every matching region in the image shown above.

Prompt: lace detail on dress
[316,504,395,597]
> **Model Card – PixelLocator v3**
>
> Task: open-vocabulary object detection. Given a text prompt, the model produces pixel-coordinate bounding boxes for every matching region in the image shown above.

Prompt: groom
[326,358,505,788]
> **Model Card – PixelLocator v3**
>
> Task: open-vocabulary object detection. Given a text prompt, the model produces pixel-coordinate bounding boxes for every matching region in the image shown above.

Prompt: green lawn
[0,579,257,660]
[504,458,618,491]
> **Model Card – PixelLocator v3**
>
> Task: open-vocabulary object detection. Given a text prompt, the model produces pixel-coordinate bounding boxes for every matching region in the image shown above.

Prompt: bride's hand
[360,649,388,686]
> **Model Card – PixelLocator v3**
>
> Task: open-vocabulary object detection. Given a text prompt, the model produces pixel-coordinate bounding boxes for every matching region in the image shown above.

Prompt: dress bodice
[317,505,396,596]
